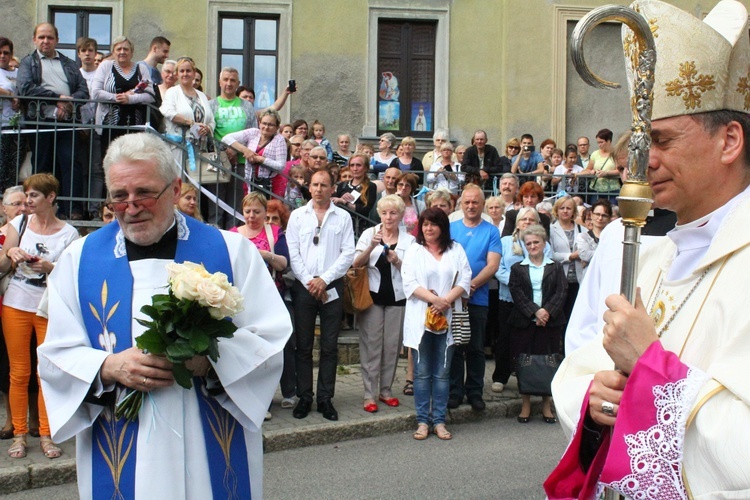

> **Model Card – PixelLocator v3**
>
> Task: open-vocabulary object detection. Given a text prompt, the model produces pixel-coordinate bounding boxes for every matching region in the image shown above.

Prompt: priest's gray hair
[103,133,181,185]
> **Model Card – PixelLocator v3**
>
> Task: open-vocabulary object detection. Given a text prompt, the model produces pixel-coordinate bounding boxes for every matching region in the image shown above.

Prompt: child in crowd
[285,165,309,208]
[311,120,333,161]
[328,163,341,184]
[338,166,352,184]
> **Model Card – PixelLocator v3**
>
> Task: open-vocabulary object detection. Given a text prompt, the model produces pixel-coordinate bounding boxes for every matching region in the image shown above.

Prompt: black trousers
[492,300,515,384]
[291,279,343,403]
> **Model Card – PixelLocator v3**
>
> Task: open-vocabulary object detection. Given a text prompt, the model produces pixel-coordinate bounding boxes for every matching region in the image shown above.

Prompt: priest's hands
[100,347,174,391]
[588,370,627,426]
[602,289,658,374]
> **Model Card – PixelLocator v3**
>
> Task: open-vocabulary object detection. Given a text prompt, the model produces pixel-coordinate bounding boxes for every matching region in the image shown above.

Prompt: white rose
[219,286,244,317]
[196,277,227,309]
[171,268,202,301]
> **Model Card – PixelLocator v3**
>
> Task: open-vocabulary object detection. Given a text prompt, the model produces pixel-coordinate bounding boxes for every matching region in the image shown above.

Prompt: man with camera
[511,134,546,182]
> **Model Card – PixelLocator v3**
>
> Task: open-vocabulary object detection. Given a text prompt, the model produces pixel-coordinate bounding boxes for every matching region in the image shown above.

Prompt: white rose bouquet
[115,261,244,421]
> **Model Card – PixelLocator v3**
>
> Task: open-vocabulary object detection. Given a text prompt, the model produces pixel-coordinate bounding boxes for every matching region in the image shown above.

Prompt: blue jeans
[412,332,454,426]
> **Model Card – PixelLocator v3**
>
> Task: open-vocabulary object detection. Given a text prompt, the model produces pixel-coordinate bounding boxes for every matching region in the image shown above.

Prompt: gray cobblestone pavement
[0,358,538,494]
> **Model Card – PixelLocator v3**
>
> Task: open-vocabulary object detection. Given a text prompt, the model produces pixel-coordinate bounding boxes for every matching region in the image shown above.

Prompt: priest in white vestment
[546,1,750,498]
[39,133,292,499]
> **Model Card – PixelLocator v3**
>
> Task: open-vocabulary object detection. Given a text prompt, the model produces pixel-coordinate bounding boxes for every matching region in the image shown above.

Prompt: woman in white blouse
[159,57,214,167]
[353,195,415,414]
[401,207,471,441]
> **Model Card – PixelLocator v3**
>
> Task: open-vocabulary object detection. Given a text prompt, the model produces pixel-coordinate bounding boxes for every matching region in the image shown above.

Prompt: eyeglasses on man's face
[106,183,172,212]
[310,155,326,160]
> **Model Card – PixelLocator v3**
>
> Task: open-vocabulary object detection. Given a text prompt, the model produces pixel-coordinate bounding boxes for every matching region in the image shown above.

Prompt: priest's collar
[666,184,750,280]
[115,210,191,260]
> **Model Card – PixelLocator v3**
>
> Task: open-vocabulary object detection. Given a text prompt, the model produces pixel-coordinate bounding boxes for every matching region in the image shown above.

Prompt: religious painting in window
[377,20,436,137]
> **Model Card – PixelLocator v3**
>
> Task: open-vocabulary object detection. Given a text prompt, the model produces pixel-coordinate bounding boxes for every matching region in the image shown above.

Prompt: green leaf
[189,331,210,353]
[165,340,196,361]
[135,318,154,329]
[171,362,194,389]
[207,338,220,362]
[140,305,159,319]
[135,331,167,354]
[175,325,191,339]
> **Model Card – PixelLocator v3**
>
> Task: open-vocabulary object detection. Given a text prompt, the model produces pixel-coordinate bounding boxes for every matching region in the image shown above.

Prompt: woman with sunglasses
[222,108,287,192]
[0,174,79,459]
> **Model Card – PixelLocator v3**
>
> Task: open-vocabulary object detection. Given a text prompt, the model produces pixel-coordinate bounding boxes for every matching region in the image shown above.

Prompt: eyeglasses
[106,183,172,212]
[310,155,326,160]
[290,142,303,147]
[577,143,589,147]
[313,226,321,245]
[3,201,22,207]
[508,146,520,150]
[591,212,609,218]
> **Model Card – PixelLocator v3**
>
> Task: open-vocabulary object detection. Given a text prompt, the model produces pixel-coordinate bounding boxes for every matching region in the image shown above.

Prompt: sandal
[413,423,429,441]
[8,434,27,459]
[403,380,414,396]
[433,424,452,441]
[40,436,62,459]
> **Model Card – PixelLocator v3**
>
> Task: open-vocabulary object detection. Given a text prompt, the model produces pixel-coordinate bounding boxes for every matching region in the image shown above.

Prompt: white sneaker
[265,411,273,421]
[491,382,505,393]
[281,396,298,409]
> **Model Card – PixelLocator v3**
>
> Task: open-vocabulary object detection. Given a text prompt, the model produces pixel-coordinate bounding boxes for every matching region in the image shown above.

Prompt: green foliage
[133,291,237,389]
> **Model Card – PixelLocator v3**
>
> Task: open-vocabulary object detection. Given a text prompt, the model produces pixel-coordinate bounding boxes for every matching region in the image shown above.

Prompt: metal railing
[1,95,619,234]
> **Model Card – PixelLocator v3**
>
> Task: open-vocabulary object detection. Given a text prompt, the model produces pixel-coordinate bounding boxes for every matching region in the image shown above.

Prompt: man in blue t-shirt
[511,134,546,185]
[448,185,501,411]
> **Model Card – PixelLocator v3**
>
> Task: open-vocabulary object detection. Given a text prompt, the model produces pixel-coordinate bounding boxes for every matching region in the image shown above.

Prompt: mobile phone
[27,256,40,263]
[288,80,297,93]
[382,243,390,255]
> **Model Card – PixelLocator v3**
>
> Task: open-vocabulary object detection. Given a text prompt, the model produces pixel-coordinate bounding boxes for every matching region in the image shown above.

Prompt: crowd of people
[0,21,632,460]
[0,0,747,495]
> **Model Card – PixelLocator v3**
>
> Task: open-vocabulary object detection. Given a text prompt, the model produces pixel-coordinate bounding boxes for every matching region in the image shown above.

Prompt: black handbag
[515,329,561,396]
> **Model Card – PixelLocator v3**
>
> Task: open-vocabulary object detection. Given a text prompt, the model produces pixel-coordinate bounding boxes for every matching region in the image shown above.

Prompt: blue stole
[78,215,251,499]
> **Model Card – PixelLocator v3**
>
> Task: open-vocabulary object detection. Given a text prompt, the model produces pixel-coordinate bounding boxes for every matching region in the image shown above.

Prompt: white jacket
[355,225,415,301]
[549,220,584,283]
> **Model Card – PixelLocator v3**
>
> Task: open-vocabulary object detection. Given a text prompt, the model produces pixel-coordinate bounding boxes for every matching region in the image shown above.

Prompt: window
[218,15,279,107]
[376,20,436,137]
[51,8,112,60]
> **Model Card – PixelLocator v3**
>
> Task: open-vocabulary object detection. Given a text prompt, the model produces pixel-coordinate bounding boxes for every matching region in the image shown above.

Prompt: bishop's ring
[601,401,615,416]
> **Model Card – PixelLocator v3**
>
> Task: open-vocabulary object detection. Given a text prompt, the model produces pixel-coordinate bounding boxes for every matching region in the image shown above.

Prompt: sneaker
[281,396,298,409]
[491,382,505,393]
[264,411,272,421]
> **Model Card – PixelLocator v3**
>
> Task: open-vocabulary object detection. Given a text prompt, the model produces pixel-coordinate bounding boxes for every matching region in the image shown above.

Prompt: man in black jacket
[18,23,89,218]
[461,130,510,187]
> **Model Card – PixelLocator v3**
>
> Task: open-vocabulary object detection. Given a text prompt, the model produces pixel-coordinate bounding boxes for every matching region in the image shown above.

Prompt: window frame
[207,1,292,123]
[364,4,450,138]
[38,0,123,50]
[217,13,280,104]
[376,19,437,137]
[49,7,113,61]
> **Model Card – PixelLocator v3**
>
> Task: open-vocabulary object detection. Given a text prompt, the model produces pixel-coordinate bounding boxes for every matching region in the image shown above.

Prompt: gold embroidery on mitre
[665,61,717,109]
[651,300,666,329]
[623,18,659,69]
[736,67,750,111]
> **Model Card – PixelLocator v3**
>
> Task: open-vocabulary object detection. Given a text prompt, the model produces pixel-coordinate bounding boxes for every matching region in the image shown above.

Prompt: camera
[288,80,297,93]
[522,145,535,153]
